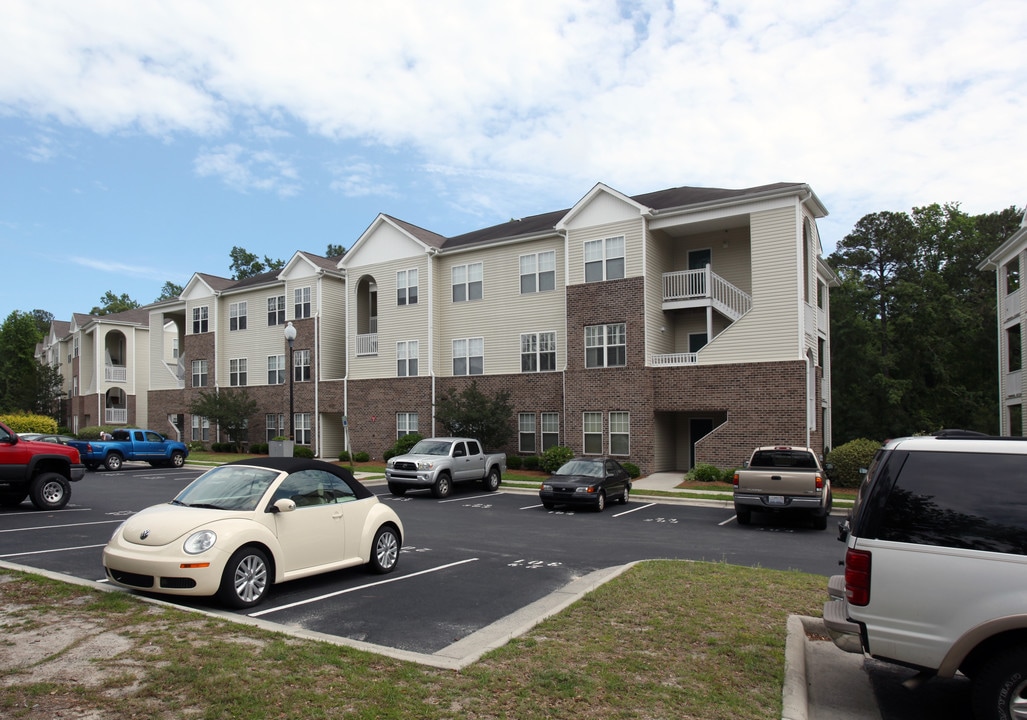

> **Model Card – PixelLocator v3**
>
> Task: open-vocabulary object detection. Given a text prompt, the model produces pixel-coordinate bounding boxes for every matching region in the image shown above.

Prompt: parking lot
[0,463,845,665]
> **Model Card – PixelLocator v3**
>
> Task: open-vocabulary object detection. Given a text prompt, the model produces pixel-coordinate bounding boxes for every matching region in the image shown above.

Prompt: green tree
[0,311,46,413]
[325,243,346,258]
[229,246,285,280]
[156,281,184,302]
[187,388,259,451]
[91,291,140,316]
[434,382,513,451]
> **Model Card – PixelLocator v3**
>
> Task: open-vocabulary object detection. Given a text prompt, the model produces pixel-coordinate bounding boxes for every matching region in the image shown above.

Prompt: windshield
[555,460,604,478]
[408,440,453,456]
[172,465,280,511]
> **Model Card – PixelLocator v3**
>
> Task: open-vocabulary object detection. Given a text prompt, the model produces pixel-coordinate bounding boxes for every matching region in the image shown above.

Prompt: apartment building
[42,181,838,475]
[979,210,1027,435]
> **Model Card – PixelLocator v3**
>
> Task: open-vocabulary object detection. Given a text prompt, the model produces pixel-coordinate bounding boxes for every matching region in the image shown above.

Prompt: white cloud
[0,0,1024,245]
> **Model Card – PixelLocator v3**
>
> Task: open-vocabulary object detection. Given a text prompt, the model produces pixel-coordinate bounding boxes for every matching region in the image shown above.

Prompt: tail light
[845,548,872,606]
[815,474,824,491]
[732,472,739,488]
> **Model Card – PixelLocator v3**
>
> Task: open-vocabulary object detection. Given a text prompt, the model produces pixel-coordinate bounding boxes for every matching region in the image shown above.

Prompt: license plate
[768,496,785,505]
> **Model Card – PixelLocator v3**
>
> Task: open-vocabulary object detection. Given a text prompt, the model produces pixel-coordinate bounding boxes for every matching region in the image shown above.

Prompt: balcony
[105,364,127,382]
[356,333,378,356]
[650,352,698,367]
[105,407,128,424]
[662,267,751,321]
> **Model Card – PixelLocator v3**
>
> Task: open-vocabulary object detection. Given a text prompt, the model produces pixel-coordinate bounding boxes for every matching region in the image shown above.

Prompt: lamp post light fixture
[284,321,297,441]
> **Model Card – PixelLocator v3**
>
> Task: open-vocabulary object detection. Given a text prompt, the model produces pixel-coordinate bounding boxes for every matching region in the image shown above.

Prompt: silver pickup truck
[732,445,833,529]
[385,437,506,498]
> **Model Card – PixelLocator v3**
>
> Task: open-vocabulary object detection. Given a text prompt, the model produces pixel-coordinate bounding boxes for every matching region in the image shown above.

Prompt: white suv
[823,431,1027,720]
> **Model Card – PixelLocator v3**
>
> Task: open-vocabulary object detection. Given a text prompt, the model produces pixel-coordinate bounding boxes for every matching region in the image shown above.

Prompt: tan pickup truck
[732,445,833,530]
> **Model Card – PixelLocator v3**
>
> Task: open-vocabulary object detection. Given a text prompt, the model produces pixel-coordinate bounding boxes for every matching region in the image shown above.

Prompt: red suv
[0,421,85,510]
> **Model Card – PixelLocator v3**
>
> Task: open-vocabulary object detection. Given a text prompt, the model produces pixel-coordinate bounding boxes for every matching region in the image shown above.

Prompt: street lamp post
[284,321,297,441]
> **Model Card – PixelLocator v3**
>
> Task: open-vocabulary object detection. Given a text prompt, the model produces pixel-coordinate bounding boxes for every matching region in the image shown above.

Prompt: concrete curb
[783,614,813,720]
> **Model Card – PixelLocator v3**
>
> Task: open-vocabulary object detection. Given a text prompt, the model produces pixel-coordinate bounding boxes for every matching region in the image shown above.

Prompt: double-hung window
[609,412,630,455]
[585,323,626,368]
[266,414,284,442]
[294,349,311,382]
[294,287,311,319]
[521,332,557,372]
[541,412,560,450]
[520,251,556,294]
[192,306,208,334]
[453,338,484,375]
[519,413,536,453]
[397,340,419,377]
[229,301,247,331]
[584,236,625,282]
[397,412,418,440]
[229,358,247,387]
[191,359,208,387]
[294,413,311,445]
[397,269,418,306]
[452,263,483,302]
[267,295,285,326]
[191,415,210,442]
[268,355,285,385]
[583,412,603,454]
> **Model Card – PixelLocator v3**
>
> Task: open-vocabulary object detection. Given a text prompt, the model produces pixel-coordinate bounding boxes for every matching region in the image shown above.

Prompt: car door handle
[771,475,782,480]
[332,512,343,520]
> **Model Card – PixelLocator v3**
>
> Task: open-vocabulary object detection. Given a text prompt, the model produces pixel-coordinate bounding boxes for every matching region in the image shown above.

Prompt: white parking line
[612,503,655,517]
[249,557,480,618]
[438,492,505,504]
[719,516,736,526]
[0,520,121,533]
[0,507,92,516]
[1,543,107,559]
[520,502,545,510]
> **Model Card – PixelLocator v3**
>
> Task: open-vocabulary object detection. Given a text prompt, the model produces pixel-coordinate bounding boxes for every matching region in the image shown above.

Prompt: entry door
[688,249,711,270]
[689,418,714,468]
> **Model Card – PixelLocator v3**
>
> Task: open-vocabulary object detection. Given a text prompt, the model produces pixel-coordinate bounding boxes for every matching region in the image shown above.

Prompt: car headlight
[183,530,217,554]
[541,484,553,492]
[416,460,434,470]
[386,459,394,469]
[574,486,597,494]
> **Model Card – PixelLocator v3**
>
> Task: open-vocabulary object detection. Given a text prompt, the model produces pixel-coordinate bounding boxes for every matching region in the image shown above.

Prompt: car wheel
[0,490,27,507]
[29,472,70,511]
[483,466,501,492]
[542,501,554,510]
[387,483,407,496]
[104,453,123,471]
[619,487,630,504]
[85,462,99,471]
[812,510,829,531]
[169,451,185,468]
[595,490,606,512]
[432,473,452,499]
[735,507,751,525]
[217,547,271,609]
[368,525,400,574]
[971,646,1027,720]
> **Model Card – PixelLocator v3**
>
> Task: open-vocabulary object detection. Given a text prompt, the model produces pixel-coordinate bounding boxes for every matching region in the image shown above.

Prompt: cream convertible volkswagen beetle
[103,457,403,608]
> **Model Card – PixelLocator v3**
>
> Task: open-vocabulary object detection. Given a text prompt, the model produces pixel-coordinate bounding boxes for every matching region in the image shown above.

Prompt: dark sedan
[539,457,632,512]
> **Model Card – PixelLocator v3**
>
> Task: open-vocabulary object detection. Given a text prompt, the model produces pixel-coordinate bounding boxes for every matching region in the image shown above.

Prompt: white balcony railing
[105,408,128,424]
[663,267,751,321]
[356,333,378,356]
[650,352,699,367]
[105,364,127,382]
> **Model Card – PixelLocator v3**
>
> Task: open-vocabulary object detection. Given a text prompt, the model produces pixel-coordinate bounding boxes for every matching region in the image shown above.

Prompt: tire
[168,451,185,468]
[104,453,123,471]
[85,462,99,471]
[368,525,400,574]
[0,490,27,507]
[812,510,829,531]
[542,502,554,510]
[971,646,1027,720]
[387,483,407,496]
[217,546,271,609]
[483,466,501,492]
[595,490,606,512]
[618,486,630,505]
[29,472,70,511]
[431,473,453,499]
[736,506,751,525]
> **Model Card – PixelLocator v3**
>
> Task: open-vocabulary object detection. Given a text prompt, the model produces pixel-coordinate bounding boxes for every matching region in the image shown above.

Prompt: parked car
[733,445,833,529]
[67,428,188,471]
[823,431,1027,720]
[1,421,85,510]
[539,457,632,511]
[19,433,77,445]
[385,437,506,498]
[103,457,404,608]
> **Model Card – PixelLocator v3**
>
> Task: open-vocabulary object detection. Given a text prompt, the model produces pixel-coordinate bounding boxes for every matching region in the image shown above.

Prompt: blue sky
[2,0,1025,322]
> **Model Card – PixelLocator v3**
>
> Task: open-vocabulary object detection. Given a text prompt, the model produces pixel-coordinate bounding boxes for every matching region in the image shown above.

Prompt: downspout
[426,247,438,435]
[559,228,569,446]
[314,274,322,456]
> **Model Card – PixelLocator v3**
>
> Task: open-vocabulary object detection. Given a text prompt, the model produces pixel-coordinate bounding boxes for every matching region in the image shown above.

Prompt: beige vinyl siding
[435,237,565,376]
[216,287,286,387]
[348,256,432,380]
[566,218,644,286]
[645,224,674,359]
[132,327,150,423]
[697,206,800,364]
[148,309,181,391]
[319,277,347,379]
[285,278,317,322]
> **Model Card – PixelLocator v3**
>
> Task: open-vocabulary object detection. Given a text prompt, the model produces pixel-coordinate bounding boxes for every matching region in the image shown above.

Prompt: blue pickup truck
[69,429,189,471]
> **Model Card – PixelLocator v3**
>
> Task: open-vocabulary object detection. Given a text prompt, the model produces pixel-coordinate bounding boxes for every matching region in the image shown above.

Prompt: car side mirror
[837,517,850,542]
[271,498,296,514]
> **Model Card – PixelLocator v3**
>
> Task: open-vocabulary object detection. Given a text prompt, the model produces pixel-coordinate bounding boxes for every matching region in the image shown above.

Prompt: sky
[2,0,1025,323]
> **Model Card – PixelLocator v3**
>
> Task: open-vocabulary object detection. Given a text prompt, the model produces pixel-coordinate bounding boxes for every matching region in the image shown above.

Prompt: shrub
[0,413,59,434]
[249,443,268,455]
[383,433,423,461]
[338,450,351,462]
[293,446,315,459]
[353,451,370,462]
[622,461,641,479]
[721,467,740,483]
[540,445,574,473]
[688,463,723,483]
[826,438,882,488]
[523,455,540,470]
[187,441,207,452]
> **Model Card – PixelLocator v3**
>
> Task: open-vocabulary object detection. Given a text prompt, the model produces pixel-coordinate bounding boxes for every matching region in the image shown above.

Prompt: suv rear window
[874,451,1027,555]
[749,450,817,468]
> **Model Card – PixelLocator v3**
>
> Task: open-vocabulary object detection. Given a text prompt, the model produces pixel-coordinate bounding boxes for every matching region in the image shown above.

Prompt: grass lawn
[0,560,823,720]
